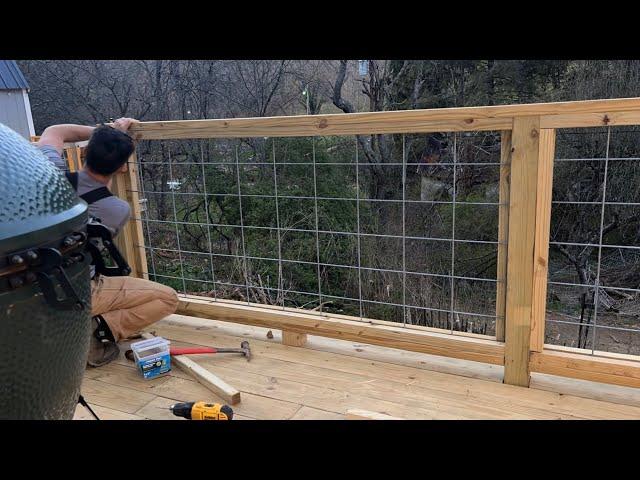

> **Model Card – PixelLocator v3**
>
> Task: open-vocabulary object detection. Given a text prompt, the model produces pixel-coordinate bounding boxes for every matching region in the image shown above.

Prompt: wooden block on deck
[345,409,403,420]
[141,332,241,405]
[282,331,307,347]
[172,355,242,405]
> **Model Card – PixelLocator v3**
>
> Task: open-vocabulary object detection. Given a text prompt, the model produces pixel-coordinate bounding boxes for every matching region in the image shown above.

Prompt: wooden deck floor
[74,314,640,420]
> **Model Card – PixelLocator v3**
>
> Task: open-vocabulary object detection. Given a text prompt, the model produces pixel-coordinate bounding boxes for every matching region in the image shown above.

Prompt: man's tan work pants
[91,275,179,342]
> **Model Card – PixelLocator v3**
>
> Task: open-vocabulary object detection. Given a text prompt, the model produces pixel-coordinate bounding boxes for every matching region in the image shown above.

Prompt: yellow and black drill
[169,401,233,420]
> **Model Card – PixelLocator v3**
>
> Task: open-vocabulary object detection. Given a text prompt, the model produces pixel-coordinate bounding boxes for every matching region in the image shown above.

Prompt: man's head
[84,125,135,176]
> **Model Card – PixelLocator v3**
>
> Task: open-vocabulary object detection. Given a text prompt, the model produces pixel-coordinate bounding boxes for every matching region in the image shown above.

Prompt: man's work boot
[87,315,120,368]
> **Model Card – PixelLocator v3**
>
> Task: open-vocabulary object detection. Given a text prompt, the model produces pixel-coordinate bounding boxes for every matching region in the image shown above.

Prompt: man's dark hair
[84,125,135,175]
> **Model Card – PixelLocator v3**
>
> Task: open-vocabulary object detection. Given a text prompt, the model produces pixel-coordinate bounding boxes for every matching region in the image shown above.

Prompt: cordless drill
[169,401,234,420]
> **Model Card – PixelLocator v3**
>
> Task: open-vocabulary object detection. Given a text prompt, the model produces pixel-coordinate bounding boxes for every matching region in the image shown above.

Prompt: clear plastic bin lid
[130,337,170,359]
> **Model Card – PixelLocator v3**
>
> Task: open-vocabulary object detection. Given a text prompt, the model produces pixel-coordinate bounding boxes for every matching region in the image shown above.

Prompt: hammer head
[240,341,251,361]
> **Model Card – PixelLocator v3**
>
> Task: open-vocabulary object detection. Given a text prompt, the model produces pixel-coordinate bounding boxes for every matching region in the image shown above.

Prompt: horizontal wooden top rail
[129,97,640,139]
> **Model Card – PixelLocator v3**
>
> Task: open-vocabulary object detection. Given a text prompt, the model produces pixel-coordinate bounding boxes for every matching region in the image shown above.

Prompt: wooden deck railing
[65,98,640,389]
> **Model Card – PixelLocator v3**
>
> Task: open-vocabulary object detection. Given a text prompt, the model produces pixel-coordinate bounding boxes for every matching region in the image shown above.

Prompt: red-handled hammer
[170,342,251,361]
[125,341,251,362]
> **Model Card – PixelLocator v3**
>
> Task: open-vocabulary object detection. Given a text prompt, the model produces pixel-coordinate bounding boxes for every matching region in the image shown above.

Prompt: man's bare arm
[35,118,138,154]
[36,124,95,154]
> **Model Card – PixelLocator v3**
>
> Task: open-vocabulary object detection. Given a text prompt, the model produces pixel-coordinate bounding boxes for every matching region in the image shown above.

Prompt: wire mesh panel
[132,131,504,338]
[546,126,640,355]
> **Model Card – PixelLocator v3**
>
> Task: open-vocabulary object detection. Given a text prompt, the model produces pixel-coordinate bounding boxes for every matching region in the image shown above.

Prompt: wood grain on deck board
[73,403,144,420]
[78,315,640,420]
[150,320,640,419]
[163,315,640,409]
[80,378,156,414]
[87,362,302,420]
[134,397,253,420]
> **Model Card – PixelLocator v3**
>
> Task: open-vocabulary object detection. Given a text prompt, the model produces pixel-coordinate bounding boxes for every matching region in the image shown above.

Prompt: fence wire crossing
[133,133,504,338]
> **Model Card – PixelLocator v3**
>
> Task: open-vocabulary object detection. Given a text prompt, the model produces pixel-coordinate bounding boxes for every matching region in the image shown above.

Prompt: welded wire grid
[547,126,640,355]
[132,133,503,337]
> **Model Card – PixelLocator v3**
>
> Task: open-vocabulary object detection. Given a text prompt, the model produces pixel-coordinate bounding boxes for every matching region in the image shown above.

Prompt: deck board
[74,314,640,420]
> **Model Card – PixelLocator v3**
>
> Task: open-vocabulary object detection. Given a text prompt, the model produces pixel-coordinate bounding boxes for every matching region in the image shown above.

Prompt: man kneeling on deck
[36,118,179,367]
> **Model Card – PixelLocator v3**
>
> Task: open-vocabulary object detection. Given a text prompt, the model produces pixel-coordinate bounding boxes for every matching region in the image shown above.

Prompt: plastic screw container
[130,337,171,380]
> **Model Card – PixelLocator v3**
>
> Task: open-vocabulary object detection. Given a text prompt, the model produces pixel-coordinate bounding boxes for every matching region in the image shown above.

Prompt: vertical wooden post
[75,146,84,169]
[62,144,84,172]
[495,131,512,342]
[530,129,556,352]
[127,155,149,280]
[110,153,149,279]
[65,146,78,172]
[503,117,540,387]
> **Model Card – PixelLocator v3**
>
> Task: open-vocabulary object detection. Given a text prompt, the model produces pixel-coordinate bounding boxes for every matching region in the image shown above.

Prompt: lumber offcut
[345,409,403,420]
[141,332,241,405]
[171,355,242,405]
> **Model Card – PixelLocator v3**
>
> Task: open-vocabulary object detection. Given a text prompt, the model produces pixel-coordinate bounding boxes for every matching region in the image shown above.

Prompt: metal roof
[0,60,29,90]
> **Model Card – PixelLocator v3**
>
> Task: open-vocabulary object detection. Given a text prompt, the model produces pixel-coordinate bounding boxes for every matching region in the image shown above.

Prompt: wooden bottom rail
[175,295,640,389]
[530,350,640,389]
[176,295,505,365]
[282,331,307,347]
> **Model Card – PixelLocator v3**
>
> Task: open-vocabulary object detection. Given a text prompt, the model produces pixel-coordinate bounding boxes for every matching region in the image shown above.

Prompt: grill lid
[0,123,87,254]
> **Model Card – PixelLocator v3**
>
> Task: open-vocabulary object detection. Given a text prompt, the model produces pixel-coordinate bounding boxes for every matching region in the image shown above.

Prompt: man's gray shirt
[39,145,131,236]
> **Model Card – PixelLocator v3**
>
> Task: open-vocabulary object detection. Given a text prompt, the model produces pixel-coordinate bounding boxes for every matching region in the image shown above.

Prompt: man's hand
[112,118,138,133]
